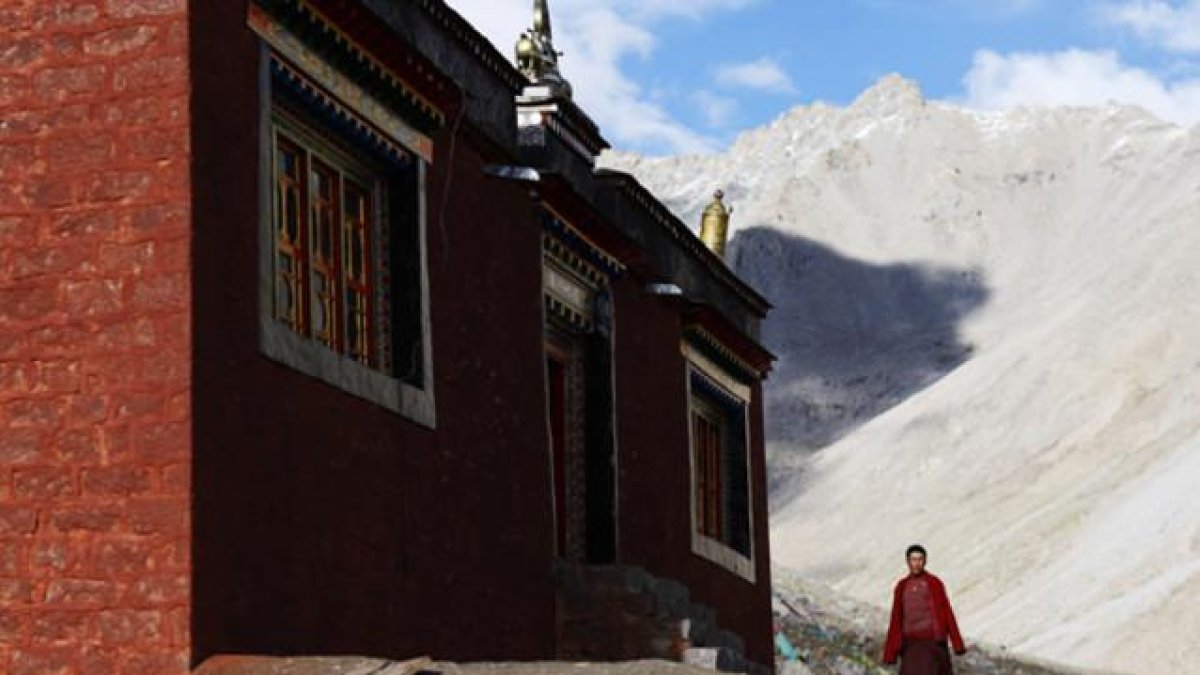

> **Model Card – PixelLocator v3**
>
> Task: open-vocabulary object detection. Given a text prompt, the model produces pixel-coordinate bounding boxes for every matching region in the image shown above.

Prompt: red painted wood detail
[693,410,724,540]
[271,130,383,368]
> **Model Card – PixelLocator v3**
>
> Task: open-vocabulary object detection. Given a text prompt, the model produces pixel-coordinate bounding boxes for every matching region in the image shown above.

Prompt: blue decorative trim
[690,367,746,415]
[271,57,414,169]
[684,328,759,385]
[540,211,624,279]
[253,0,443,134]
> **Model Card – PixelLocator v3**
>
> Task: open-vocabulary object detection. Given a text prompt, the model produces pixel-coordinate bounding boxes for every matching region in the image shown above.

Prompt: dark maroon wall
[611,278,774,667]
[190,1,555,666]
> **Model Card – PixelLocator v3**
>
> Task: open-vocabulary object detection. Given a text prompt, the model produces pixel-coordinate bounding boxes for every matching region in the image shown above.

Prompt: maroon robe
[882,571,966,669]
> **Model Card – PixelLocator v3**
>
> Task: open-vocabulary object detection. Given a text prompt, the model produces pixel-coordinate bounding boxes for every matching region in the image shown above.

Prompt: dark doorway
[546,344,571,557]
[582,330,616,564]
[544,325,616,564]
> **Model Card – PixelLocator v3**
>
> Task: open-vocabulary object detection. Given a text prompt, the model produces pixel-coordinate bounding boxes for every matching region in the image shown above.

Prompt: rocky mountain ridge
[601,75,1200,674]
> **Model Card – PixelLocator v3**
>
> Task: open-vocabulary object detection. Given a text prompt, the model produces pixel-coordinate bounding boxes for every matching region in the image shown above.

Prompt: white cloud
[692,90,740,127]
[960,48,1200,126]
[445,0,758,154]
[1102,0,1200,53]
[714,57,797,94]
[558,6,715,153]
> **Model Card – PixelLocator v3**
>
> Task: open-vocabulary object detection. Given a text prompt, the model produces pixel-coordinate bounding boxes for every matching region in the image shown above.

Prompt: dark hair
[906,544,927,559]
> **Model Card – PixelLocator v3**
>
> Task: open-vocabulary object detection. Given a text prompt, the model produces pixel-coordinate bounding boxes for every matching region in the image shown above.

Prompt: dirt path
[196,656,721,675]
[438,662,726,675]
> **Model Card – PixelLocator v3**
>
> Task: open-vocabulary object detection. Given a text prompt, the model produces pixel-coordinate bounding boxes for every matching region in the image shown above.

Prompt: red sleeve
[934,577,966,654]
[882,579,904,664]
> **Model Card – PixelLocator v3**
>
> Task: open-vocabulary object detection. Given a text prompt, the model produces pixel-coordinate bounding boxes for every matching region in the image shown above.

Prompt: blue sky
[447,0,1200,154]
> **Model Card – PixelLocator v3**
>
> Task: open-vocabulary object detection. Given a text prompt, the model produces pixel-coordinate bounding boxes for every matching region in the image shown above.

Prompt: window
[272,129,384,367]
[686,347,755,582]
[259,54,434,427]
[692,400,725,541]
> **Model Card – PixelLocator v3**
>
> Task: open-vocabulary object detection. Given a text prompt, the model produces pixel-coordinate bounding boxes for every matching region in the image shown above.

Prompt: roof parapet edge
[594,168,772,317]
[416,0,527,92]
[550,96,609,155]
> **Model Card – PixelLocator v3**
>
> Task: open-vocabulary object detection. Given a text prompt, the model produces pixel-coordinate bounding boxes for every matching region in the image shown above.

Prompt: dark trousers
[899,638,954,675]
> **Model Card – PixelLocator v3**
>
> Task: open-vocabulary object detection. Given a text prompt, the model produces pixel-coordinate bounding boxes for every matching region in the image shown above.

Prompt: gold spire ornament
[533,0,551,36]
[699,189,732,258]
[515,0,572,99]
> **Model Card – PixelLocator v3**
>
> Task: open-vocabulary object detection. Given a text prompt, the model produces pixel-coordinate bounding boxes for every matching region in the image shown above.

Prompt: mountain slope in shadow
[727,227,989,504]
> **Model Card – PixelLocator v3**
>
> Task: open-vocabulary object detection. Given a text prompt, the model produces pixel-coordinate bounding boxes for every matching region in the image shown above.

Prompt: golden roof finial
[533,0,552,38]
[699,189,732,258]
[516,0,572,99]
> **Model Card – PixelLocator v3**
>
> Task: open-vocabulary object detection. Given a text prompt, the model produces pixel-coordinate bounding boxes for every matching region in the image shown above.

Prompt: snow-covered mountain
[601,75,1200,675]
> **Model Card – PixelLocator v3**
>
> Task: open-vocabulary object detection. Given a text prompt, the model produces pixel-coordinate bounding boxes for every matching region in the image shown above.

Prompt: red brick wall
[0,1,191,673]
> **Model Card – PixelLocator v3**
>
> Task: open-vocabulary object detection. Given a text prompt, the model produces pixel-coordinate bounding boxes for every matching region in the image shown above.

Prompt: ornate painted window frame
[683,343,756,583]
[252,12,436,428]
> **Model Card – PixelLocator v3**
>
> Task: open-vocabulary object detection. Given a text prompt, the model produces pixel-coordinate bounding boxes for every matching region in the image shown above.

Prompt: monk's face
[907,552,926,576]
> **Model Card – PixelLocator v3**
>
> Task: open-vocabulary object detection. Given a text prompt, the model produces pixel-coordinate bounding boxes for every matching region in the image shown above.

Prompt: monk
[882,545,967,674]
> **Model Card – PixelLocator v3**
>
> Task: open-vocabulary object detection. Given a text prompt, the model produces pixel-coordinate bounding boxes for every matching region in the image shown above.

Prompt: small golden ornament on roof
[515,0,572,99]
[699,189,732,258]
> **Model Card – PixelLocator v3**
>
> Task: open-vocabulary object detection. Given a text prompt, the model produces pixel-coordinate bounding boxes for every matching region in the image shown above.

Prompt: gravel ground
[436,661,727,675]
[772,570,1102,675]
[195,567,1114,675]
[196,656,722,675]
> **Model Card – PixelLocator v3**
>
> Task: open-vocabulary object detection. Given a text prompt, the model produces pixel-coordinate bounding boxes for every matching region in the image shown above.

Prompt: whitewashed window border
[683,344,756,583]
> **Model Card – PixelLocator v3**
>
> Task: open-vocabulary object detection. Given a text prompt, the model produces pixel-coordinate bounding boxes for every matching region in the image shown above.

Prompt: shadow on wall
[726,227,991,506]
